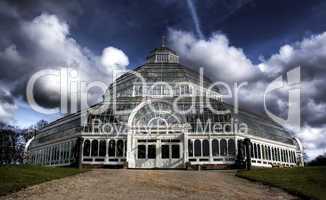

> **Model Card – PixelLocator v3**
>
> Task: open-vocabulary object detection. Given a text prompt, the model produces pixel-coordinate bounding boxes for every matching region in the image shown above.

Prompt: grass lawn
[0,165,88,196]
[237,166,326,200]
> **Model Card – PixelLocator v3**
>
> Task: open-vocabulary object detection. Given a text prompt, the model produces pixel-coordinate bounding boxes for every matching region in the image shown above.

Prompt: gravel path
[2,169,299,200]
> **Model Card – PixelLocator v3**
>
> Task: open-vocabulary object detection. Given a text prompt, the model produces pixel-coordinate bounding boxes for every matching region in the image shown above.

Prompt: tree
[308,153,326,166]
[35,120,49,130]
[24,120,49,140]
[0,125,20,164]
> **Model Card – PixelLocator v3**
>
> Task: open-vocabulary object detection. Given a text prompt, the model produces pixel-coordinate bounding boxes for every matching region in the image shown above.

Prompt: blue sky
[66,0,326,64]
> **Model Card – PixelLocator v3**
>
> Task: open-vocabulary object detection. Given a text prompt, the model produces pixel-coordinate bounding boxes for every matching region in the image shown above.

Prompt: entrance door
[135,138,184,168]
[157,139,183,168]
[136,139,157,168]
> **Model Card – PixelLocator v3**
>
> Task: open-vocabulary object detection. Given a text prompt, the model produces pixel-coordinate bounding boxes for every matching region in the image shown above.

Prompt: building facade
[26,44,304,169]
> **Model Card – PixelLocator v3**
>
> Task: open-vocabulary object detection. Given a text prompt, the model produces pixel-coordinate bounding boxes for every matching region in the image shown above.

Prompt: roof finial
[161,35,166,47]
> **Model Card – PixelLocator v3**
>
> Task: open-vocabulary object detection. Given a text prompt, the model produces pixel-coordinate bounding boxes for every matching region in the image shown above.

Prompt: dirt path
[2,169,299,200]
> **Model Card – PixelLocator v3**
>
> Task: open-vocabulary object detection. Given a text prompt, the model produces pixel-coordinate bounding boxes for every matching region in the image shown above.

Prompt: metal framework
[26,44,304,168]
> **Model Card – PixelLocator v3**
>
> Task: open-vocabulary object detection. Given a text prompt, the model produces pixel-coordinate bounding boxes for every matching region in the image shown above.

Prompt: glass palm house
[26,42,304,169]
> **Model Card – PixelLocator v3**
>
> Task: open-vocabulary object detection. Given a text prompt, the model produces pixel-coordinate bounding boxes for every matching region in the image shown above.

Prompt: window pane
[91,140,98,157]
[117,140,124,157]
[124,140,127,157]
[188,140,193,157]
[254,144,257,158]
[83,140,90,156]
[257,145,261,159]
[194,140,201,157]
[268,147,271,160]
[228,139,235,156]
[162,145,169,159]
[172,145,180,159]
[212,139,219,156]
[108,140,116,157]
[99,140,106,157]
[148,145,156,159]
[220,139,227,156]
[203,140,209,157]
[138,145,146,159]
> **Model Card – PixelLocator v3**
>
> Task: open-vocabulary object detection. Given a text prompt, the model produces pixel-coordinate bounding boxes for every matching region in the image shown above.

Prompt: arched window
[194,140,201,157]
[202,140,209,157]
[268,146,271,160]
[91,140,98,157]
[250,143,254,158]
[99,140,106,157]
[254,143,257,158]
[262,145,265,159]
[264,146,268,160]
[228,139,235,156]
[212,139,219,156]
[220,139,227,156]
[55,145,59,162]
[108,140,116,157]
[117,140,124,157]
[51,147,54,163]
[293,151,296,163]
[63,143,68,161]
[283,150,286,162]
[188,140,193,157]
[257,144,261,159]
[124,140,127,157]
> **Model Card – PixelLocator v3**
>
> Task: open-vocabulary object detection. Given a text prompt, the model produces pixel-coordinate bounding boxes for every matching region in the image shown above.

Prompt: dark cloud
[0,88,14,105]
[0,0,83,105]
[0,1,125,115]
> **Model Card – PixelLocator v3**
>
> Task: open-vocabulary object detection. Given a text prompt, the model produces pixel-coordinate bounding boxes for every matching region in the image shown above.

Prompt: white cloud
[168,29,326,160]
[297,125,326,160]
[101,47,129,73]
[261,32,326,76]
[0,44,22,64]
[0,88,17,124]
[0,103,17,124]
[247,32,326,160]
[23,14,69,49]
[22,13,92,71]
[168,29,258,82]
[22,13,129,82]
[18,13,129,110]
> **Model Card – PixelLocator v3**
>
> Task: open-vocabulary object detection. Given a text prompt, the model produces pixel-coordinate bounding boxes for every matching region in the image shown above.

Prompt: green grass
[237,167,326,200]
[0,165,88,196]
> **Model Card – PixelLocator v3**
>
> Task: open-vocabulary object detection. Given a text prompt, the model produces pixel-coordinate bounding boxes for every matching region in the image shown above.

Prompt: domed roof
[111,45,213,89]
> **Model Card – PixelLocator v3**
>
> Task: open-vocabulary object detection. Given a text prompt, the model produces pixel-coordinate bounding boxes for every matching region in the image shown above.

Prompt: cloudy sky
[0,0,326,159]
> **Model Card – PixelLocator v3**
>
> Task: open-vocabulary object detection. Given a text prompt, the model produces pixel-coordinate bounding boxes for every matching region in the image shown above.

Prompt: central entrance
[127,100,189,168]
[135,137,183,168]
